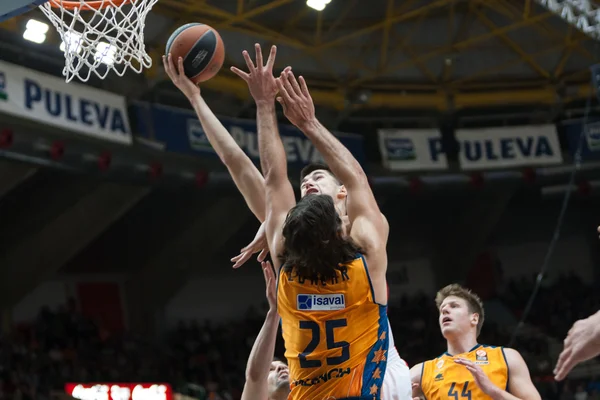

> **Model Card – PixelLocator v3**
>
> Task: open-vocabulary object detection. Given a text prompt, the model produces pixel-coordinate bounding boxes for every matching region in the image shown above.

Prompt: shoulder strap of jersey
[420,359,433,398]
[499,346,510,391]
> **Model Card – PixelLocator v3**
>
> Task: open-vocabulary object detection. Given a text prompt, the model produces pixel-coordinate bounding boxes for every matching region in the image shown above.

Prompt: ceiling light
[60,31,83,54]
[23,19,49,44]
[306,0,332,11]
[95,42,117,65]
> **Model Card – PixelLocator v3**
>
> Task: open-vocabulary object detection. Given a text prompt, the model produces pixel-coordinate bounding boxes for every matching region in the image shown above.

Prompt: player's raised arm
[555,229,600,379]
[554,310,600,380]
[276,71,388,255]
[164,53,266,222]
[241,261,283,400]
[232,45,295,266]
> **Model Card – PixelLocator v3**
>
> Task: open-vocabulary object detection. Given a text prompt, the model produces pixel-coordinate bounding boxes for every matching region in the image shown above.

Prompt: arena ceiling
[0,0,598,117]
[141,0,600,112]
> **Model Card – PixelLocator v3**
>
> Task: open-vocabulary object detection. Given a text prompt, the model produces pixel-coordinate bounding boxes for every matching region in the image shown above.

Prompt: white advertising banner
[456,125,562,170]
[0,60,131,144]
[378,129,448,171]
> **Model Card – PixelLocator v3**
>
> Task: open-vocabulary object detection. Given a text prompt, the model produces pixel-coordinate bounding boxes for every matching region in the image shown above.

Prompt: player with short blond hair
[435,284,485,336]
[411,284,540,400]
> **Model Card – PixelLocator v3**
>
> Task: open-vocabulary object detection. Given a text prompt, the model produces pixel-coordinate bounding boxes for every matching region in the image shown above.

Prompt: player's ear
[471,313,479,327]
[337,184,347,200]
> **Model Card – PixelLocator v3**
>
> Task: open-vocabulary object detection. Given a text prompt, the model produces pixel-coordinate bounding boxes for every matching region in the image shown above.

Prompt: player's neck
[270,390,289,400]
[335,202,347,219]
[446,334,478,356]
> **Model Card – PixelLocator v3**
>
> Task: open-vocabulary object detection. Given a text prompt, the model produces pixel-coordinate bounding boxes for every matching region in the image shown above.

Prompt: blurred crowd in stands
[0,272,599,400]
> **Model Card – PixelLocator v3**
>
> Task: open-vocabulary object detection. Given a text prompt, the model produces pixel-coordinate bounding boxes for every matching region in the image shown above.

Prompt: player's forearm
[191,95,267,221]
[191,95,248,165]
[245,309,279,382]
[256,102,296,254]
[256,102,288,186]
[300,118,366,190]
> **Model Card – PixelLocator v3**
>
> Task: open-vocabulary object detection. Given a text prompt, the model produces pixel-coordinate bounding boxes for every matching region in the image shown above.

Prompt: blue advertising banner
[0,60,131,144]
[132,102,366,167]
[564,118,600,161]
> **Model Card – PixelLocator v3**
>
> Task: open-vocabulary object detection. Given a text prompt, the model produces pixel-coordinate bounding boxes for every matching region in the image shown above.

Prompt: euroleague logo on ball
[192,50,209,69]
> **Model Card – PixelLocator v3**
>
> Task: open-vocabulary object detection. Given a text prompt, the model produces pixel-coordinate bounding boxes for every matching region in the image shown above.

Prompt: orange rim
[48,0,133,10]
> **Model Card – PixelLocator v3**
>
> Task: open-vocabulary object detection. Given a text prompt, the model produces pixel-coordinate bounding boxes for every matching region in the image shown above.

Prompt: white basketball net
[39,0,159,83]
[535,0,600,41]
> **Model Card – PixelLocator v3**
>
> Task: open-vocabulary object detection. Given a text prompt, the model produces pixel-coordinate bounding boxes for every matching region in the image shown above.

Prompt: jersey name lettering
[286,269,350,286]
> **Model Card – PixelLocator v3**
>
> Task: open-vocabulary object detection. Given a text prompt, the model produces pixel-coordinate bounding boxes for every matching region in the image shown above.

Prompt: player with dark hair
[164,44,410,400]
[278,193,360,281]
[410,284,540,400]
[233,51,400,398]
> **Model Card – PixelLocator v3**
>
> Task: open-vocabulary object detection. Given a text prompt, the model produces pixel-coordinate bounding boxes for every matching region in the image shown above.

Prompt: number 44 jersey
[420,345,509,400]
[277,254,389,400]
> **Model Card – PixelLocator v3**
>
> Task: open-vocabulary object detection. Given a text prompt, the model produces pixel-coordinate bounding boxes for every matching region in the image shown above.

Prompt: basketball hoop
[39,0,159,83]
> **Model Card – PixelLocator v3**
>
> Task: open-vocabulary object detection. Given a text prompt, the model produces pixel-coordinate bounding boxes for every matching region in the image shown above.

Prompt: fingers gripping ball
[165,23,225,83]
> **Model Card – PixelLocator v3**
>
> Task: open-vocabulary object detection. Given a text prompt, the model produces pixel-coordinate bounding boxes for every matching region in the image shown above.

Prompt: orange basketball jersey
[420,345,509,400]
[277,254,388,400]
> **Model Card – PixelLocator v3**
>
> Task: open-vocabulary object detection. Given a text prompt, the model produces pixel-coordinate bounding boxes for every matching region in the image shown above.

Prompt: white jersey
[387,318,403,364]
[382,318,412,400]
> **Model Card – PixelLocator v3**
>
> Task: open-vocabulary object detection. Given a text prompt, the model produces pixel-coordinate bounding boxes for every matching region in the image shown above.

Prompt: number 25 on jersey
[299,319,350,368]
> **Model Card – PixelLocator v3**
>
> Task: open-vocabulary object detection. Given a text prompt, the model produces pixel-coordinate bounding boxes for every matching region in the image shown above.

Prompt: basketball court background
[0,2,597,399]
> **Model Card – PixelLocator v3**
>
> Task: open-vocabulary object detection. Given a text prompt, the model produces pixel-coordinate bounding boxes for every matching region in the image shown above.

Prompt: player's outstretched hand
[554,311,600,381]
[163,53,200,100]
[262,261,277,311]
[231,44,287,104]
[276,70,316,130]
[454,358,498,397]
[231,222,269,268]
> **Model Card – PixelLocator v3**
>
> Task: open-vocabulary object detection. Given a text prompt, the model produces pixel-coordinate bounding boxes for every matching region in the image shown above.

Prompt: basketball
[165,23,225,84]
